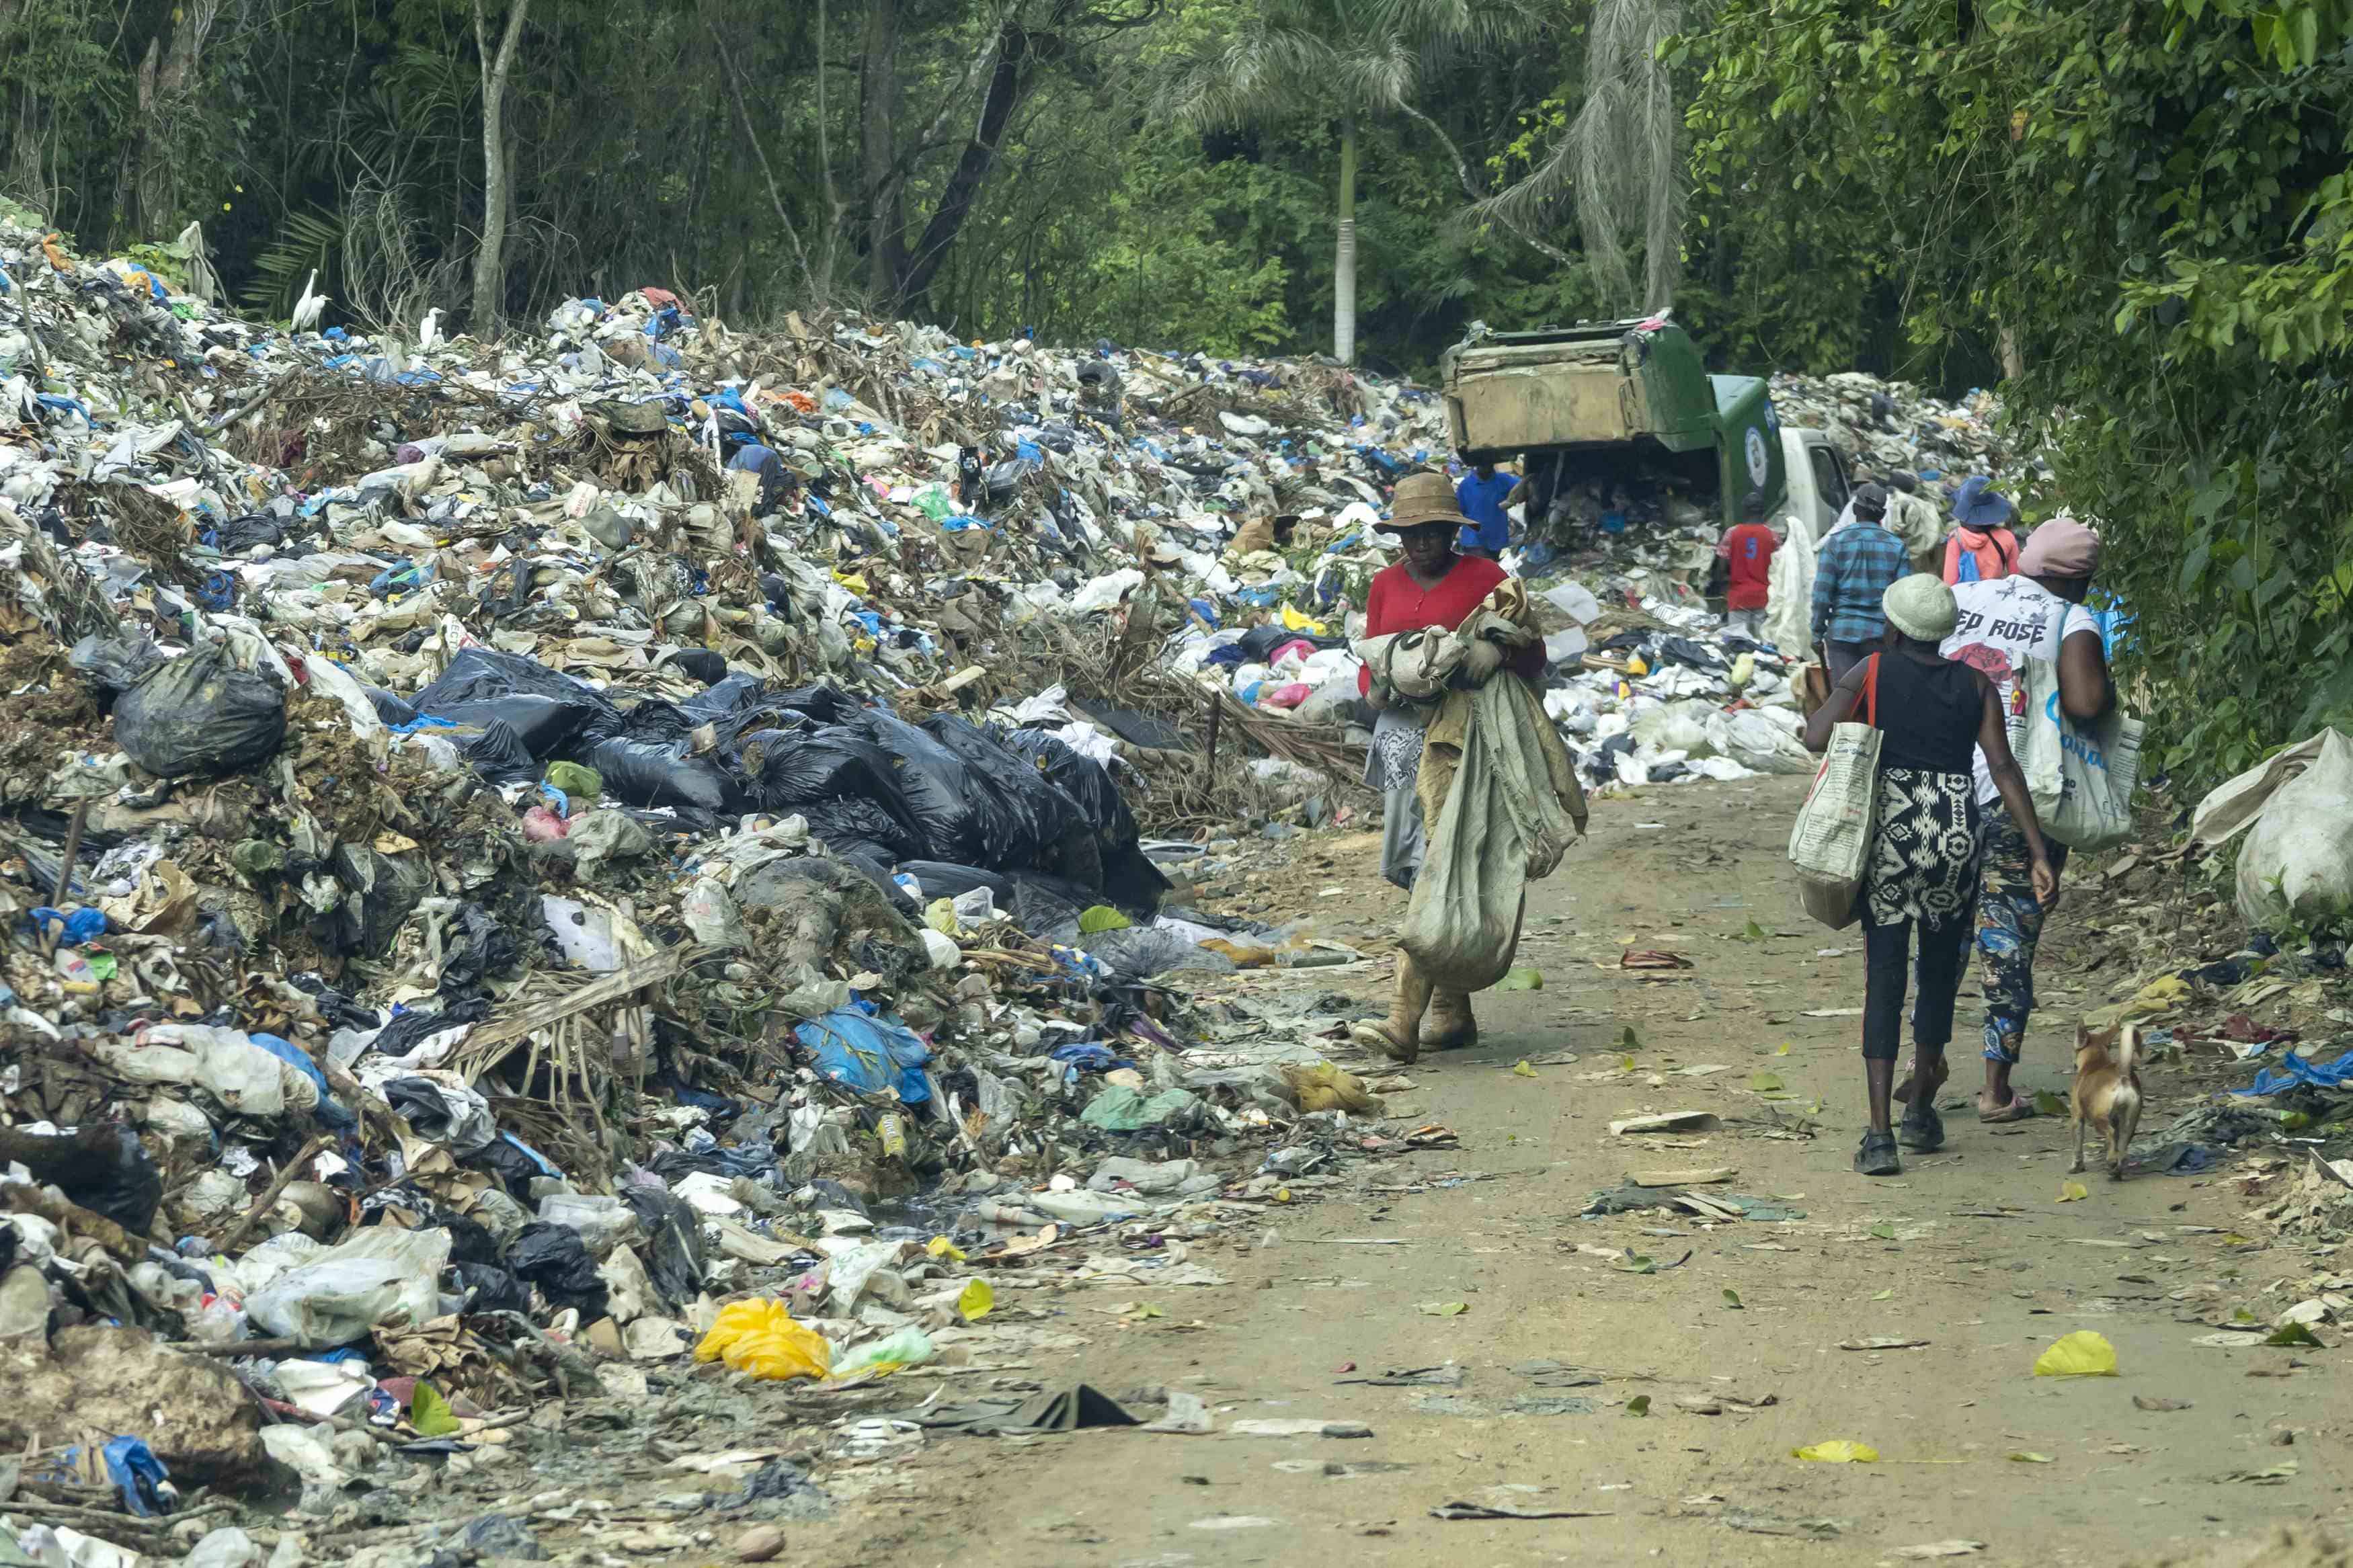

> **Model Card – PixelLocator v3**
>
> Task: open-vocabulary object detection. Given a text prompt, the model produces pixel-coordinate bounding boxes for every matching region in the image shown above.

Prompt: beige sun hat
[1375,470,1470,534]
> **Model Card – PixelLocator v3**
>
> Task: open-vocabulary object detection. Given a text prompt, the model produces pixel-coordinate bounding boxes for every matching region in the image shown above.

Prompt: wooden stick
[163,1335,308,1358]
[216,1133,332,1257]
[48,800,88,907]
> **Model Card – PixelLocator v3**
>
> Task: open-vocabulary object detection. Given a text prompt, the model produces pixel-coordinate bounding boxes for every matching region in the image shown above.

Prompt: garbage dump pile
[1478,368,2024,790]
[0,214,1500,1563]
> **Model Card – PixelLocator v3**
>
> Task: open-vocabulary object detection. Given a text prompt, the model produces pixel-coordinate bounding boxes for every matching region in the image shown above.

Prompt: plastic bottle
[189,1296,249,1346]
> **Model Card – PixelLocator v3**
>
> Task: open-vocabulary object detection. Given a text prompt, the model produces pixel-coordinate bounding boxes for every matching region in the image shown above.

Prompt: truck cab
[1782,426,1853,543]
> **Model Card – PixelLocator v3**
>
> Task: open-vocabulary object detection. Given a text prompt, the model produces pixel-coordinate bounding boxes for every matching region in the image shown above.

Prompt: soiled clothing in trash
[1355,555,1537,696]
[891,1382,1140,1436]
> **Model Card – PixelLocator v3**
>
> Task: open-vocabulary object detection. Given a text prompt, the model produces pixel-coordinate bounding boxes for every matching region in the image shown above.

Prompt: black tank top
[1870,652,1981,775]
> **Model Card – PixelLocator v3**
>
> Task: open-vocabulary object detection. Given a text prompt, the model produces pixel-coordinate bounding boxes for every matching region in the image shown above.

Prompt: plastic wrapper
[694,1297,832,1382]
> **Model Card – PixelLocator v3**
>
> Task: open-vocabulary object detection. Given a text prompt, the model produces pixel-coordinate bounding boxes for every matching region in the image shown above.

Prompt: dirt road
[789,776,2346,1568]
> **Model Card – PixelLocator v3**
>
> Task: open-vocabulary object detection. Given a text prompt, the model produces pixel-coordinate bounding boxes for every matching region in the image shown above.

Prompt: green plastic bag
[545,759,603,801]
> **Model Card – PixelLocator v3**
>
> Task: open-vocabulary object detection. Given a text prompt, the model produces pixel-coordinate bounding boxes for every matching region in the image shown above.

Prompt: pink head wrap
[2018,514,2101,578]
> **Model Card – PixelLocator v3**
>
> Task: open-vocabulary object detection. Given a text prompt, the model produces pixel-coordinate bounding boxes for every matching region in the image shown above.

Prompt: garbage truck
[1439,317,1854,542]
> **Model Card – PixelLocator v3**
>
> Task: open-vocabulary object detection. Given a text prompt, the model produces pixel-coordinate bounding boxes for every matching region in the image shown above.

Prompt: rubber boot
[1424,988,1478,1051]
[1353,952,1434,1064]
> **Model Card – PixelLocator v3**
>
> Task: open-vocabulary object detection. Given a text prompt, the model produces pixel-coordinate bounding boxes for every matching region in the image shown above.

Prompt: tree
[1479,0,1681,315]
[1689,0,2353,786]
[469,0,530,333]
[1164,0,1531,363]
[858,0,1164,315]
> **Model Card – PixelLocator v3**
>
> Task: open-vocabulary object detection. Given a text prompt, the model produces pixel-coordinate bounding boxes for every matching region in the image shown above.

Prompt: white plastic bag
[246,1226,449,1346]
[2013,607,2145,851]
[2193,729,2353,930]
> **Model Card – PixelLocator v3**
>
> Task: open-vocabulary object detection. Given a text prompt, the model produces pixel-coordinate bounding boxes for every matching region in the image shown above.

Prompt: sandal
[1853,1130,1902,1177]
[1897,1100,1944,1152]
[1977,1093,2036,1124]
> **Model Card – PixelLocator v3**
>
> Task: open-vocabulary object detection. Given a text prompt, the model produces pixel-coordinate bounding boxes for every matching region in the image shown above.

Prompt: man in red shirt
[1717,490,1778,641]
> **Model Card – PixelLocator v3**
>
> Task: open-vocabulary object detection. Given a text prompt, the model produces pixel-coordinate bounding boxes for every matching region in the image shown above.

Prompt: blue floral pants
[1975,803,2069,1064]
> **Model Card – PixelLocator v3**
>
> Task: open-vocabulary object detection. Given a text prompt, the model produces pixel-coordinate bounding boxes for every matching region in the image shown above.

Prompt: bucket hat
[1950,474,2014,528]
[1375,470,1469,534]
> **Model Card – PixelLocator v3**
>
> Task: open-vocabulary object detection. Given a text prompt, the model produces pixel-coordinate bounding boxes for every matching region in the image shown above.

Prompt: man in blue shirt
[1809,483,1906,681]
[1453,461,1515,559]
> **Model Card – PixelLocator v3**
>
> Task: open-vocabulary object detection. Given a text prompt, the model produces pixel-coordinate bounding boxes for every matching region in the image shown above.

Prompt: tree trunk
[118,0,224,241]
[860,0,906,301]
[895,18,1033,311]
[471,0,532,335]
[1333,114,1358,366]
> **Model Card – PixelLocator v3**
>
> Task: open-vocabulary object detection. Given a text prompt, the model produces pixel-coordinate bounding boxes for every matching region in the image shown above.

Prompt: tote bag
[1787,657,1882,929]
[2015,606,2144,852]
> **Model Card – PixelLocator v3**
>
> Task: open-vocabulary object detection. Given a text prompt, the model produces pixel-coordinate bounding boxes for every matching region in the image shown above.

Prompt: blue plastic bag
[797,1009,932,1104]
[2234,1048,2353,1098]
[28,906,107,946]
[101,1436,171,1516]
[247,1032,356,1130]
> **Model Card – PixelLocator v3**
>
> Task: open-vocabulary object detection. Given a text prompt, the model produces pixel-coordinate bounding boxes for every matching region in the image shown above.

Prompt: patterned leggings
[1975,803,2069,1064]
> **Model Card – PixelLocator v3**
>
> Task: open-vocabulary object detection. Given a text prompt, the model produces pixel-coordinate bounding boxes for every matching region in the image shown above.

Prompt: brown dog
[2071,1022,2145,1180]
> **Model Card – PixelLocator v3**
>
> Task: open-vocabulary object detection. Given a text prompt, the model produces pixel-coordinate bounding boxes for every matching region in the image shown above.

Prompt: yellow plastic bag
[1792,1440,1880,1463]
[924,898,961,936]
[1279,1062,1384,1114]
[1279,605,1328,634]
[2032,1330,2118,1378]
[694,1298,832,1383]
[958,1278,994,1321]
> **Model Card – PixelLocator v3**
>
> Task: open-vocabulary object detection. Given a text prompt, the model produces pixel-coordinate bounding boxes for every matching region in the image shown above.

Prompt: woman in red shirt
[1354,471,1544,1061]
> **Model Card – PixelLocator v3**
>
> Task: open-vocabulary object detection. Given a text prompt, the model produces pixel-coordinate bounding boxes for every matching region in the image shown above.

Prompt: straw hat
[1376,470,1468,534]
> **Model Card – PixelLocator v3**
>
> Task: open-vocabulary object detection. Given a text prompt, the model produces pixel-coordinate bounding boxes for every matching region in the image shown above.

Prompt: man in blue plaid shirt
[1810,483,1907,681]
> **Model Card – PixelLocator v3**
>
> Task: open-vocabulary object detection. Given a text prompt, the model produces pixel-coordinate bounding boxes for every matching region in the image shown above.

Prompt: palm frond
[1476,0,1683,313]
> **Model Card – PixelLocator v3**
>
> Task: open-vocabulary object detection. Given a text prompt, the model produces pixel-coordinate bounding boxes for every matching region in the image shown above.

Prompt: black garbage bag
[212,513,284,553]
[619,1187,705,1311]
[67,632,165,704]
[666,648,729,686]
[464,1132,545,1200]
[735,726,926,850]
[113,648,285,778]
[368,995,491,1062]
[574,734,730,813]
[315,841,431,957]
[366,685,420,727]
[1003,731,1134,847]
[1001,731,1168,913]
[0,1125,160,1235]
[509,1222,609,1320]
[917,714,1088,874]
[457,718,539,786]
[798,795,922,864]
[407,649,619,755]
[440,1212,503,1267]
[448,1262,530,1316]
[438,903,519,994]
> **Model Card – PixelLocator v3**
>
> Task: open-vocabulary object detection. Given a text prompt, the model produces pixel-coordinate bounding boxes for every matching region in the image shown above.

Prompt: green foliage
[1691,0,2353,790]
